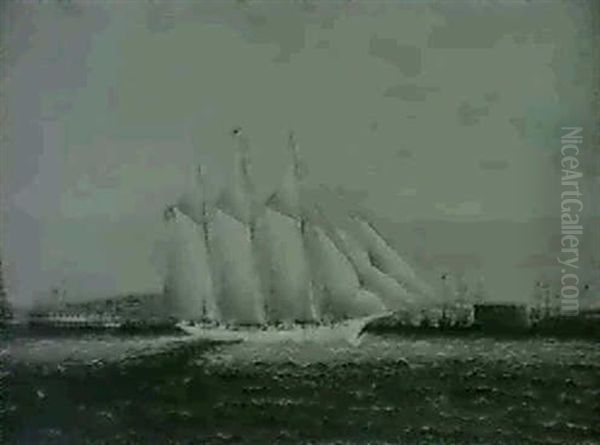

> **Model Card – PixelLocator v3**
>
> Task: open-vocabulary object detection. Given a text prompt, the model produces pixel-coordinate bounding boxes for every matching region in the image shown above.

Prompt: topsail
[265,132,304,219]
[217,128,255,225]
[210,129,265,324]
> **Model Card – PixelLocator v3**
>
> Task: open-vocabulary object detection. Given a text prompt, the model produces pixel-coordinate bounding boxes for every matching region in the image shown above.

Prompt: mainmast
[196,164,211,248]
[211,128,265,324]
[195,164,210,319]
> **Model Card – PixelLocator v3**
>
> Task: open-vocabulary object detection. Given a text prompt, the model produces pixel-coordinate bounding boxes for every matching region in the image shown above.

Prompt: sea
[2,328,599,444]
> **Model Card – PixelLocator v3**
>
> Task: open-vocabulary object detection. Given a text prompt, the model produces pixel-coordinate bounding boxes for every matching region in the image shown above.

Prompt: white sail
[304,225,384,321]
[266,132,304,219]
[352,216,435,300]
[217,128,254,225]
[210,128,265,324]
[257,132,316,323]
[176,165,219,320]
[178,165,211,222]
[164,207,213,320]
[335,228,416,310]
[211,209,265,324]
[256,208,316,323]
[350,289,387,318]
[162,129,436,327]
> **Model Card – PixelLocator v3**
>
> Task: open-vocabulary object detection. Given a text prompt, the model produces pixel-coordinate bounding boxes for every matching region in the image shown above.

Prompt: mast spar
[196,163,211,249]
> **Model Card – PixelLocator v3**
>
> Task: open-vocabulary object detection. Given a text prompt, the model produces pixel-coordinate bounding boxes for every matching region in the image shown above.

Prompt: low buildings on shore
[25,292,177,332]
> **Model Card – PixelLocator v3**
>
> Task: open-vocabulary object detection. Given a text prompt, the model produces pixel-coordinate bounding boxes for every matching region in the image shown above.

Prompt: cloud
[457,101,490,126]
[396,149,413,158]
[369,37,421,77]
[383,84,440,102]
[427,1,559,49]
[435,201,482,217]
[516,253,557,269]
[479,160,509,171]
[397,188,417,197]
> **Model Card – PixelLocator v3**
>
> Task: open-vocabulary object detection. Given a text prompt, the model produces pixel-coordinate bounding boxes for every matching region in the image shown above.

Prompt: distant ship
[0,257,12,325]
[165,128,438,339]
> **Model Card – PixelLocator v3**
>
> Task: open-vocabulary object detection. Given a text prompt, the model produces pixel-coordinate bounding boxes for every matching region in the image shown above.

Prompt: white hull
[175,312,390,346]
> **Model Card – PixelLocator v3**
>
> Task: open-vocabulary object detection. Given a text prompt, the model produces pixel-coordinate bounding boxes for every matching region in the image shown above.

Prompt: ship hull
[175,312,391,345]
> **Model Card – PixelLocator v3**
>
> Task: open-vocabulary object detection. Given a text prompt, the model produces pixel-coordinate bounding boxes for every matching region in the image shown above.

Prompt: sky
[1,0,598,308]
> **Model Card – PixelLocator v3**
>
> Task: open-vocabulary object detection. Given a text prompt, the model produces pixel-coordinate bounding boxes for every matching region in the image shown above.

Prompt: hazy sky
[1,0,598,307]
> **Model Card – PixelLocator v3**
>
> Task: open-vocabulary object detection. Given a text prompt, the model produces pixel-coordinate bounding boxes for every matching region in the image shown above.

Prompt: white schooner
[164,129,437,341]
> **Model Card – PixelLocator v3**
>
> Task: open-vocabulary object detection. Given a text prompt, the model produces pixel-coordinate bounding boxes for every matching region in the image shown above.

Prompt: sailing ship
[165,128,438,340]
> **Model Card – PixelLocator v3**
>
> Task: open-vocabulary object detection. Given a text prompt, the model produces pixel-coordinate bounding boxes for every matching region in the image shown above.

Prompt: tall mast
[232,126,253,196]
[289,130,306,223]
[265,129,305,220]
[210,127,265,324]
[226,126,255,229]
[196,163,211,249]
[197,164,208,319]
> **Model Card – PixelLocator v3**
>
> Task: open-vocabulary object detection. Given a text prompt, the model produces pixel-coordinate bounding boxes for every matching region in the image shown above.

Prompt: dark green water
[3,333,599,444]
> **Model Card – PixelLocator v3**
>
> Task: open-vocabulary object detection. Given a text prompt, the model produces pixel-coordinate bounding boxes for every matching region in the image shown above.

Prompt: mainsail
[164,206,213,320]
[257,132,316,323]
[211,129,265,324]
[256,208,316,322]
[176,164,219,320]
[211,209,265,324]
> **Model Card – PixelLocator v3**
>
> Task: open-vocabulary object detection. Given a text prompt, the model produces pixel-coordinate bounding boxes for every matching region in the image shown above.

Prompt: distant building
[26,292,176,331]
[60,292,171,321]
